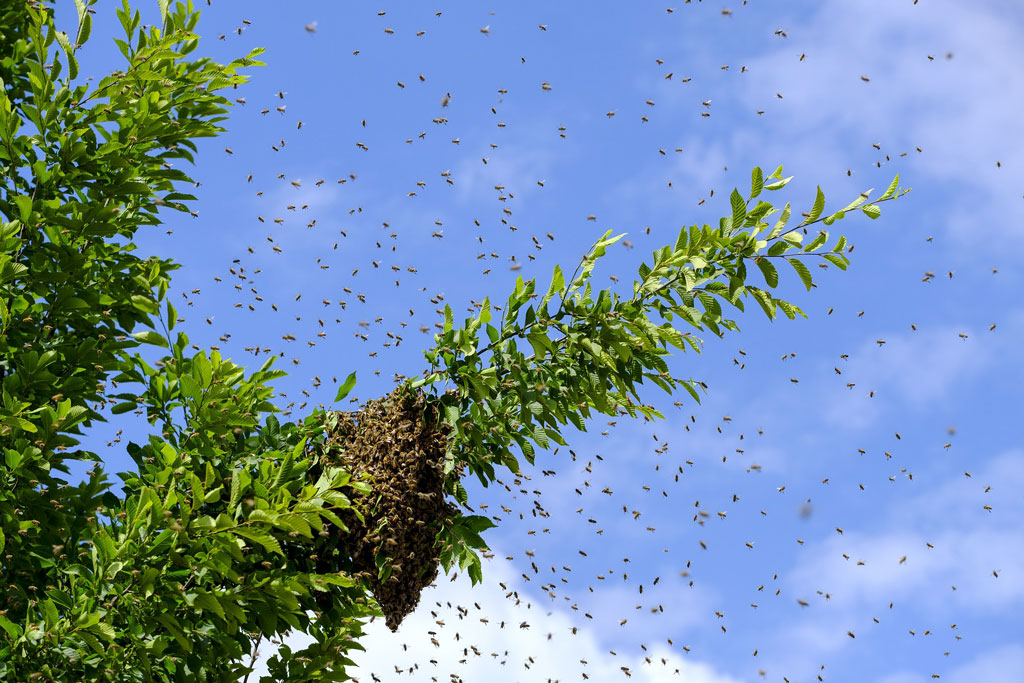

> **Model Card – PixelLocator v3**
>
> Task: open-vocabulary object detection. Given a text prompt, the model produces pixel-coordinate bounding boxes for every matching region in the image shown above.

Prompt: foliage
[421,168,907,582]
[0,1,907,681]
[0,2,373,681]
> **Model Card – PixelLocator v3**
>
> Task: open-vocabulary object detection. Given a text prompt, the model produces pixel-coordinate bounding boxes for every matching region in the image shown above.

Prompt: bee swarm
[321,388,456,630]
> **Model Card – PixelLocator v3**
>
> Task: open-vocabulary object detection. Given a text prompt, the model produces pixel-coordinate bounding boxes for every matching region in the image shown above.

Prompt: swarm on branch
[320,388,456,630]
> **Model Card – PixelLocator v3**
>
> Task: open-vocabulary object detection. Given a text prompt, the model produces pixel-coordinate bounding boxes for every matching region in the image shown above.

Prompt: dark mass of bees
[318,388,457,631]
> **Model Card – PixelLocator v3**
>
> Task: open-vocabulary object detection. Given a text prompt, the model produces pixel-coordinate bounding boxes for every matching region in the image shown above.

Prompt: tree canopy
[0,2,905,681]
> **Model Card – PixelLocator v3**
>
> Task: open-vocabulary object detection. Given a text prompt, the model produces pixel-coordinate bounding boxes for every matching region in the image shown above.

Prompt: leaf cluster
[419,167,905,581]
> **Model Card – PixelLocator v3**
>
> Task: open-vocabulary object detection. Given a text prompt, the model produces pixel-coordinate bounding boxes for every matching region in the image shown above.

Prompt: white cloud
[247,557,739,683]
[947,643,1024,683]
[820,323,996,430]
[736,0,1024,241]
[451,143,555,206]
[755,449,1024,677]
[787,449,1024,613]
[631,0,1024,246]
[878,643,1024,683]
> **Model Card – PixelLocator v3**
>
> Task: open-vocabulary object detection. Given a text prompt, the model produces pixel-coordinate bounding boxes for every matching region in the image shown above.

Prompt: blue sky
[69,1,1023,681]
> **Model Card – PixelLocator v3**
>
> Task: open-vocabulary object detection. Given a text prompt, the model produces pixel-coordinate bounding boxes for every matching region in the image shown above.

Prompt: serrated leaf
[78,12,92,44]
[234,528,283,556]
[730,189,747,230]
[178,374,201,401]
[93,530,117,560]
[5,416,36,432]
[468,556,483,584]
[192,353,212,388]
[540,265,565,308]
[822,253,848,270]
[755,258,779,288]
[768,202,791,239]
[158,0,171,25]
[533,424,549,449]
[878,174,899,201]
[805,186,825,223]
[91,621,116,641]
[764,176,793,191]
[42,598,59,630]
[777,299,802,320]
[750,167,764,199]
[748,287,776,320]
[822,210,844,225]
[841,192,871,213]
[804,231,828,252]
[861,204,881,219]
[54,31,78,80]
[787,258,813,291]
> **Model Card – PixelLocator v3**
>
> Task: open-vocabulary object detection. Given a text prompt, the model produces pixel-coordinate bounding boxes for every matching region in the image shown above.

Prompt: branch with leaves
[419,167,907,583]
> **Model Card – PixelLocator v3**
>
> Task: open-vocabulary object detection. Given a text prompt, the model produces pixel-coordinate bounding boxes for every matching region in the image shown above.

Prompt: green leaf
[54,31,78,80]
[42,598,59,630]
[878,174,899,201]
[14,195,32,223]
[805,186,825,223]
[540,265,565,308]
[750,167,764,199]
[768,202,792,239]
[0,613,22,639]
[755,258,779,288]
[234,527,283,556]
[78,11,92,45]
[334,371,357,402]
[4,416,36,433]
[178,374,201,401]
[764,175,793,191]
[533,424,549,449]
[861,204,881,219]
[193,353,212,388]
[748,287,776,320]
[730,189,747,230]
[787,258,813,291]
[158,0,171,25]
[840,191,871,213]
[132,330,168,348]
[456,516,497,540]
[822,253,848,270]
[91,621,116,641]
[467,557,483,585]
[804,231,828,252]
[110,401,137,415]
[154,613,192,653]
[93,530,118,560]
[130,295,159,315]
[193,591,225,620]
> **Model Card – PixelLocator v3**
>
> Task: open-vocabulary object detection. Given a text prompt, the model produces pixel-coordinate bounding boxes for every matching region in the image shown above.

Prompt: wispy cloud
[248,555,739,682]
[820,323,997,430]
[759,449,1024,677]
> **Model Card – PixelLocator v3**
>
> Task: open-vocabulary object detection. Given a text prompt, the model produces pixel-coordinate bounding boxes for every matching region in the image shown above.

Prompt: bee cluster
[321,388,457,630]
